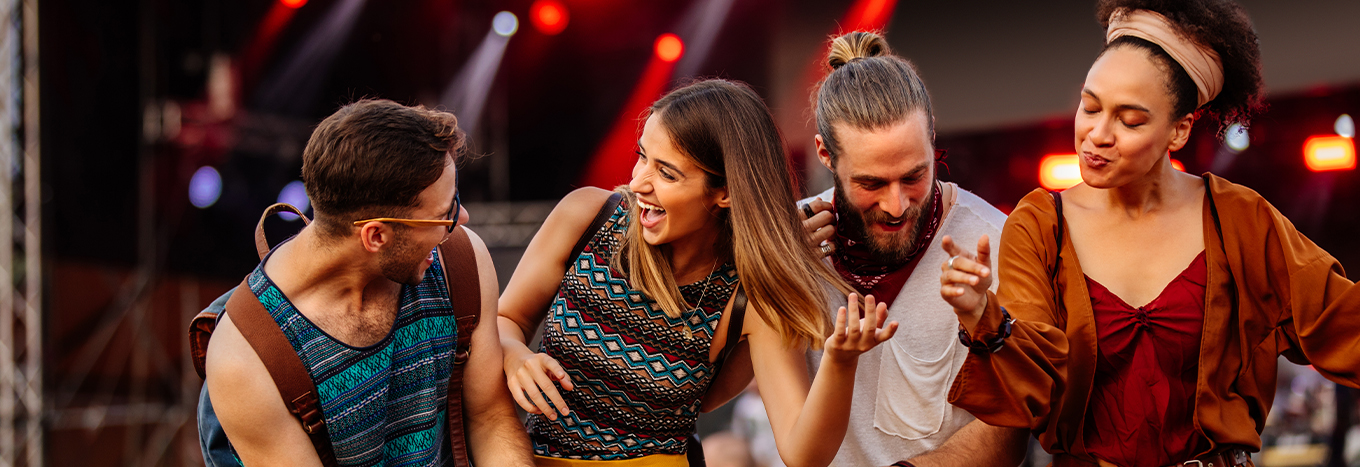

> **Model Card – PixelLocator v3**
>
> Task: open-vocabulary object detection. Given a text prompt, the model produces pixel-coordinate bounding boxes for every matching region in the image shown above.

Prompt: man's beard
[378,232,429,286]
[832,176,934,264]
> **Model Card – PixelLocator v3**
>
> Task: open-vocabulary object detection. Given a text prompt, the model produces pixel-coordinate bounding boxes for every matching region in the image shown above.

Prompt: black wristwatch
[957,307,1014,354]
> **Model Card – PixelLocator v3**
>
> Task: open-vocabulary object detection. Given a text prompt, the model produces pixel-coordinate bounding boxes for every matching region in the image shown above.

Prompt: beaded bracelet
[957,307,1015,354]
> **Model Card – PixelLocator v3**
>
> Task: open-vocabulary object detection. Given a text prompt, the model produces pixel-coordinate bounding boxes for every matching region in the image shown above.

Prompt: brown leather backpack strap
[189,311,218,379]
[226,278,339,467]
[255,203,311,260]
[437,227,481,467]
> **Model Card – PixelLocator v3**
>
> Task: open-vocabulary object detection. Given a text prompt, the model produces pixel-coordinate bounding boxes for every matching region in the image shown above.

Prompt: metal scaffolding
[0,0,42,464]
[37,0,204,463]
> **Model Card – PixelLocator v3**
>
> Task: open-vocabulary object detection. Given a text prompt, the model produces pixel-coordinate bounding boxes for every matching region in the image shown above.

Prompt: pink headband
[1106,9,1224,108]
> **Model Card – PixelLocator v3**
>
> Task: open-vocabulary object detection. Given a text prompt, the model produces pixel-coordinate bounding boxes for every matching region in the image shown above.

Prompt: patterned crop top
[528,199,739,460]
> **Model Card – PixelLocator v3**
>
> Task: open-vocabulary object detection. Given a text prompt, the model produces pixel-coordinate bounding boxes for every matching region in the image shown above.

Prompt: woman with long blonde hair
[498,79,896,467]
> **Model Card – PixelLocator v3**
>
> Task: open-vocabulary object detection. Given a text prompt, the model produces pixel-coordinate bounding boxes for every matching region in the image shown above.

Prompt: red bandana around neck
[830,181,944,306]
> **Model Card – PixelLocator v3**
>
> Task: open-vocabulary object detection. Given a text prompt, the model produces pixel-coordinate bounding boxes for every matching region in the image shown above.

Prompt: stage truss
[0,0,42,464]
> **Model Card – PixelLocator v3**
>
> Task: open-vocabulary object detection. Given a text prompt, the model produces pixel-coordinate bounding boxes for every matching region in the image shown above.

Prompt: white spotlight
[1225,123,1250,152]
[493,11,518,37]
[1336,114,1354,139]
[189,166,222,209]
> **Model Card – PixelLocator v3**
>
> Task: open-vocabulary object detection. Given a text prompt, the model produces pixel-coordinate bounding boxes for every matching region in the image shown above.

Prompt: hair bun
[827,31,892,70]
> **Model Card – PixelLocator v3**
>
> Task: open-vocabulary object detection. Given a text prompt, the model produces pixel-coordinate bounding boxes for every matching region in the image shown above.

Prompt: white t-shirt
[803,183,1007,467]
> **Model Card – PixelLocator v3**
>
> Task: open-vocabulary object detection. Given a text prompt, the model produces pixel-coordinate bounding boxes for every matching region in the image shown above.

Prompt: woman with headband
[937,0,1360,466]
[498,79,896,467]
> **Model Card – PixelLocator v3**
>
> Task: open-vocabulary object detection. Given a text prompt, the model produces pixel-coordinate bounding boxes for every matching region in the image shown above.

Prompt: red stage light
[530,0,568,35]
[1303,135,1356,172]
[1170,159,1185,172]
[654,34,684,63]
[844,0,900,33]
[281,0,307,9]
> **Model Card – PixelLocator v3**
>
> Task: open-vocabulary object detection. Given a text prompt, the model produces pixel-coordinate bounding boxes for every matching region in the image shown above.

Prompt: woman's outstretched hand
[939,234,992,329]
[504,350,575,421]
[823,293,898,365]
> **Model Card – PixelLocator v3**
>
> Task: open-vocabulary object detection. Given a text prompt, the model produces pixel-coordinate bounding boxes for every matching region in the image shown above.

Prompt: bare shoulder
[534,187,620,262]
[460,226,496,277]
[204,314,271,402]
[1056,183,1094,210]
[548,187,619,232]
[205,314,322,466]
[499,187,620,331]
[459,226,501,311]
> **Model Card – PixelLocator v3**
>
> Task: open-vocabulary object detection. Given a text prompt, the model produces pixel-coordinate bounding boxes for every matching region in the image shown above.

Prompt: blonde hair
[815,31,934,164]
[617,79,853,349]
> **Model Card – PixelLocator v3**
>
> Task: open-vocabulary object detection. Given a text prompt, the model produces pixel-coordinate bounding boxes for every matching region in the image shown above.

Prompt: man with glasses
[201,99,533,466]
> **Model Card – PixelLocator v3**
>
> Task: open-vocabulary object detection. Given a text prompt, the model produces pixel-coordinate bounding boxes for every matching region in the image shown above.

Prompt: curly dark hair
[1096,0,1265,135]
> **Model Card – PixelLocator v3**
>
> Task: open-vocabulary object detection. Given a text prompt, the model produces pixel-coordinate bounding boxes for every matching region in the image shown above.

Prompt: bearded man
[798,31,1029,467]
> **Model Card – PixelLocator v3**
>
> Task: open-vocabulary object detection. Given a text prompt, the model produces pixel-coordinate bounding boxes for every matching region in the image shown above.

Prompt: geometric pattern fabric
[530,200,738,460]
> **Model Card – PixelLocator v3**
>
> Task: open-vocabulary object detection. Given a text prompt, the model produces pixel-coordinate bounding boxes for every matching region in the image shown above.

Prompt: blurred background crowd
[0,0,1355,465]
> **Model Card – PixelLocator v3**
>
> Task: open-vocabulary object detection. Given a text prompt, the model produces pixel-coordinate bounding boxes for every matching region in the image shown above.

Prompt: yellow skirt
[533,454,688,467]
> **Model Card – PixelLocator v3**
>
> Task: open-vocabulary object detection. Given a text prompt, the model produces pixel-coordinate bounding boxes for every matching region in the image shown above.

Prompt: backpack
[189,203,482,467]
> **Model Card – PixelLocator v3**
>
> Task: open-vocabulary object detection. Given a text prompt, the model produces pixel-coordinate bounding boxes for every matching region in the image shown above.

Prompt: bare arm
[461,228,535,466]
[700,340,751,412]
[497,187,613,420]
[750,294,898,467]
[700,198,836,413]
[901,419,1028,467]
[205,315,325,467]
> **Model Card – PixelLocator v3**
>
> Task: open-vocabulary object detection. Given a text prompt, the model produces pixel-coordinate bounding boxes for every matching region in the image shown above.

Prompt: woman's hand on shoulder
[504,349,575,421]
[938,234,991,329]
[822,293,898,365]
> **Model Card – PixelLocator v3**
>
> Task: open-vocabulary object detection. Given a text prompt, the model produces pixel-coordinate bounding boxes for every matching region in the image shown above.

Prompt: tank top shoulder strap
[566,192,625,270]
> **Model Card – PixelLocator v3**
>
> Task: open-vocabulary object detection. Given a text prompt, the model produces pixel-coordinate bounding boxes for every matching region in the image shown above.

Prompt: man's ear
[355,222,390,253]
[931,116,937,144]
[1167,113,1196,152]
[814,134,835,172]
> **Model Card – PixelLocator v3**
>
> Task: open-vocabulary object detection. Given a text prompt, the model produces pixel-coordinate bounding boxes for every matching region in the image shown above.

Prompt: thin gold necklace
[679,259,720,340]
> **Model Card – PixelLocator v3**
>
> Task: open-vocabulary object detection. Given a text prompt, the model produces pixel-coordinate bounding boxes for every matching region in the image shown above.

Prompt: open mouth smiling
[638,199,667,228]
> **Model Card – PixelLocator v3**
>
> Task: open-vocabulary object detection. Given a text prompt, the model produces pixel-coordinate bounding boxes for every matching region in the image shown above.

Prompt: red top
[1082,251,1211,467]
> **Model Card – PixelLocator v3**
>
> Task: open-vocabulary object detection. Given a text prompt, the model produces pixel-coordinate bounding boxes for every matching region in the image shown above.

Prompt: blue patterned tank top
[528,199,739,460]
[248,245,457,467]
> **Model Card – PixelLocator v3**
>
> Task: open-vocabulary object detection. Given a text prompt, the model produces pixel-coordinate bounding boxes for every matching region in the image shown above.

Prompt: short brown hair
[814,31,933,165]
[301,99,466,238]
